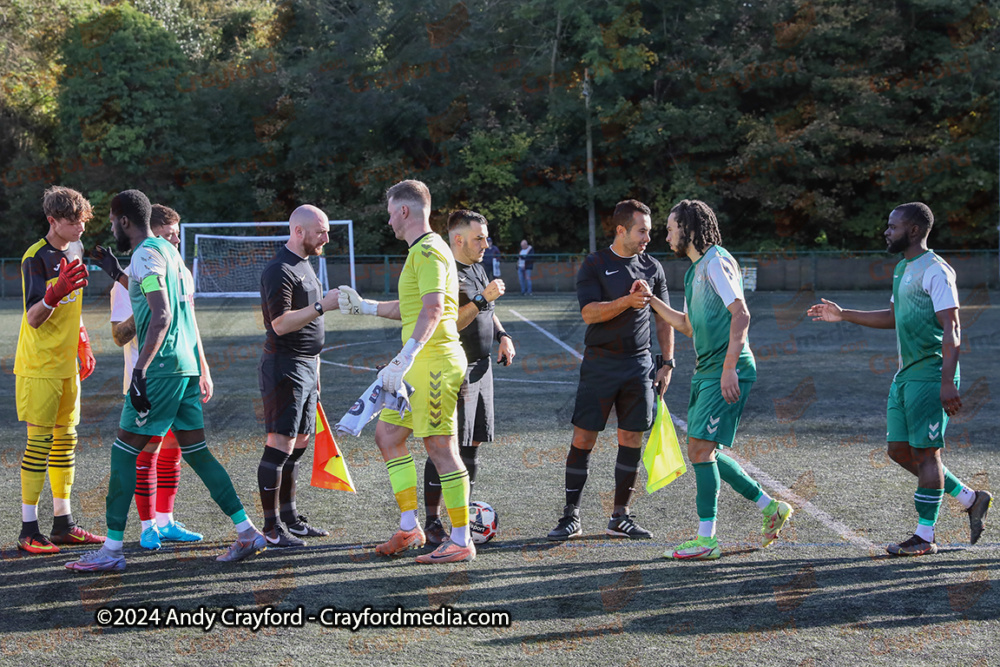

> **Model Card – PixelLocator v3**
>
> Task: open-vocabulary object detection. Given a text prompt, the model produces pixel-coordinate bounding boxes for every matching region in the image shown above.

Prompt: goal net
[181,221,355,298]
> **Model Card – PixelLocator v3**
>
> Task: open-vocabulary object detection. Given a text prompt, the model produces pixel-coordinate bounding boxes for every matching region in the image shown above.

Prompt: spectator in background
[517,239,534,296]
[484,238,501,280]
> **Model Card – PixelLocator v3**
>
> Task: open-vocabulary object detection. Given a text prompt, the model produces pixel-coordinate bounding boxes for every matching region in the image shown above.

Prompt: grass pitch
[0,288,998,666]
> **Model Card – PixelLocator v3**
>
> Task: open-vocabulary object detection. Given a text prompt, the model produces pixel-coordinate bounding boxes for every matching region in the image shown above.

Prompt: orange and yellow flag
[311,402,357,492]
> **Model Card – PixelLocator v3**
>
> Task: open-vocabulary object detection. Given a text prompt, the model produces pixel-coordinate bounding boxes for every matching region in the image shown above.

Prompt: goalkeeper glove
[378,338,423,394]
[129,367,152,414]
[338,285,378,316]
[78,325,95,380]
[90,245,125,284]
[43,258,88,308]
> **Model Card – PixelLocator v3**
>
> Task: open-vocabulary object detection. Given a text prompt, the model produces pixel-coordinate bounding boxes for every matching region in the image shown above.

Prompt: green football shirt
[891,250,959,383]
[684,245,756,381]
[128,236,200,377]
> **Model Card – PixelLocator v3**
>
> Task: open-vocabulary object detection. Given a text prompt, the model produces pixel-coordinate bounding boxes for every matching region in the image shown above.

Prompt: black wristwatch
[496,331,512,345]
[655,354,675,370]
[472,293,489,312]
[314,301,324,315]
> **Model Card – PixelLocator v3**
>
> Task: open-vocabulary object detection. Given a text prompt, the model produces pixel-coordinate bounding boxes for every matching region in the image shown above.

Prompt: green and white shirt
[127,236,200,377]
[684,245,756,381]
[890,250,959,383]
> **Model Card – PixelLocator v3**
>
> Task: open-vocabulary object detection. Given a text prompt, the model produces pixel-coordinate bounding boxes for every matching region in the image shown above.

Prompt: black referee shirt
[260,246,324,356]
[576,247,668,354]
[456,260,494,361]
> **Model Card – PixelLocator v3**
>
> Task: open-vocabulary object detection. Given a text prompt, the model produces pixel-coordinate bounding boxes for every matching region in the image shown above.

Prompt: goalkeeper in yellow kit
[339,179,473,563]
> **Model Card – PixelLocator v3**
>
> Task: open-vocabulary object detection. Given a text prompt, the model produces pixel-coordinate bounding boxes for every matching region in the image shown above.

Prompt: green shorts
[886,380,951,449]
[119,375,204,437]
[687,378,753,448]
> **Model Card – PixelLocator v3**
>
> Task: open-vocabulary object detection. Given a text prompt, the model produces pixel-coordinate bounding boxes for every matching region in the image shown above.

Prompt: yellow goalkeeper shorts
[16,375,80,427]
[379,343,466,438]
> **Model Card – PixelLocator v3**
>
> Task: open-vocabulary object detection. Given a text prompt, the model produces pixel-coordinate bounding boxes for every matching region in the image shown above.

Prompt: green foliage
[0,0,997,256]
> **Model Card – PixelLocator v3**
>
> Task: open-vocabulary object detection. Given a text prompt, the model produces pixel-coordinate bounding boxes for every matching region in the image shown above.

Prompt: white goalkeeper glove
[338,285,378,316]
[378,338,423,395]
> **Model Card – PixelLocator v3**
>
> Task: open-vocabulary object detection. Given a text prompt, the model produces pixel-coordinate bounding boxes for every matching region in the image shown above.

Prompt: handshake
[336,285,378,316]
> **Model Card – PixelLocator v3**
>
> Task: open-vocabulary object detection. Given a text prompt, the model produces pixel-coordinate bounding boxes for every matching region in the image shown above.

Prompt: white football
[469,500,498,544]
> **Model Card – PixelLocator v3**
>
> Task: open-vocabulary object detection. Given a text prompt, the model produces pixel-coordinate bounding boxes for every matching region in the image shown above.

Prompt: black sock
[459,446,479,498]
[424,458,442,518]
[20,520,39,538]
[52,514,75,533]
[565,445,592,507]
[613,445,643,513]
[257,447,290,532]
[279,447,307,525]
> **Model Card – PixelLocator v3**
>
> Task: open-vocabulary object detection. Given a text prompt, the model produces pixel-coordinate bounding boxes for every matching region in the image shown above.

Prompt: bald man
[256,205,340,548]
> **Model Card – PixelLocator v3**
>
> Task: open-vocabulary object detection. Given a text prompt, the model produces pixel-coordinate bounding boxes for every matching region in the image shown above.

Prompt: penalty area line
[509,309,583,361]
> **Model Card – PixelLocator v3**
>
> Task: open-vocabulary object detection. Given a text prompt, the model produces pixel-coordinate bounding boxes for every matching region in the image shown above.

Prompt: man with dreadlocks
[649,199,792,560]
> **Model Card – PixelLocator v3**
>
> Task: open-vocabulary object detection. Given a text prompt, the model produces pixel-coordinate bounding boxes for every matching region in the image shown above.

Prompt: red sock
[135,450,158,522]
[156,446,182,514]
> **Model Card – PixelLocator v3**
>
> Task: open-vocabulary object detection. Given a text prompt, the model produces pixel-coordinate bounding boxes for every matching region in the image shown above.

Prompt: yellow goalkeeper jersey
[397,232,460,349]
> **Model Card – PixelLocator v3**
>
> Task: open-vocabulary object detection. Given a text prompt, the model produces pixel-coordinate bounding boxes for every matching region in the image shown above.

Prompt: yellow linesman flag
[311,402,357,492]
[644,397,686,493]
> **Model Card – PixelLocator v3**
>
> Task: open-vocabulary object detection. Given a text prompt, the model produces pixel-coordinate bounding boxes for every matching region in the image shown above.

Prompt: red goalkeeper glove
[43,258,88,308]
[78,324,95,380]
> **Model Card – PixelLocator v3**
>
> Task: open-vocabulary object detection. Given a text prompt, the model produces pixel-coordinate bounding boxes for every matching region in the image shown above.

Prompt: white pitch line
[509,309,583,360]
[321,341,375,352]
[496,378,576,385]
[320,359,377,371]
[515,311,878,552]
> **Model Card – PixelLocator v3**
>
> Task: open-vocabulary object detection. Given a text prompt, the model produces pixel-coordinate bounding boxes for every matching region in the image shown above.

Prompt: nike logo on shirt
[605,270,619,275]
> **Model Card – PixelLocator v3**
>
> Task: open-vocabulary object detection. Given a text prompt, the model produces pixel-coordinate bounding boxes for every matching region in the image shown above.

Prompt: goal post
[180,221,355,298]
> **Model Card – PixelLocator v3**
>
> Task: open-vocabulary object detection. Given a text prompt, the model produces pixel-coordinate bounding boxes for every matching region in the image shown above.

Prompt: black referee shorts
[457,356,494,448]
[258,353,318,437]
[571,349,655,433]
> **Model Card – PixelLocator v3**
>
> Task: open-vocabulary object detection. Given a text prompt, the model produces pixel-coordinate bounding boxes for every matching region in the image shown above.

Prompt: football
[469,500,498,544]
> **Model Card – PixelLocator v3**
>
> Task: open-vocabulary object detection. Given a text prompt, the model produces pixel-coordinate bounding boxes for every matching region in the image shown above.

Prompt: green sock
[693,461,720,521]
[943,467,963,497]
[915,487,944,526]
[716,453,763,502]
[106,440,140,541]
[181,441,244,517]
[386,454,418,513]
[440,469,470,529]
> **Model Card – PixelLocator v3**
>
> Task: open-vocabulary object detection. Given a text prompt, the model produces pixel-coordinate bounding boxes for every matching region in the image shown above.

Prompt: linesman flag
[311,402,357,492]
[644,397,686,493]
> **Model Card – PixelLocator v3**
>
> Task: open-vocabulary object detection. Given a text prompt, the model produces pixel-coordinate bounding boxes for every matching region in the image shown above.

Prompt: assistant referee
[547,199,674,541]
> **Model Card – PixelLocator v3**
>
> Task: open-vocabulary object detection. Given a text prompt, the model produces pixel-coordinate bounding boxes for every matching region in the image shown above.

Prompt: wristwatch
[655,354,675,370]
[314,301,324,315]
[472,294,489,312]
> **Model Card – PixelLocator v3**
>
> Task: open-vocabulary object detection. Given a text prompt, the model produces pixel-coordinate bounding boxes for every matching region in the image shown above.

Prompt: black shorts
[457,356,494,447]
[571,349,654,433]
[258,353,318,437]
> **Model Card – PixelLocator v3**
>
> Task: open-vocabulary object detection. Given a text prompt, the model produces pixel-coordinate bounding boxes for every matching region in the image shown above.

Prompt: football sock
[459,445,479,495]
[135,450,158,523]
[956,487,977,509]
[424,458,442,518]
[20,520,39,538]
[440,469,470,547]
[693,461,720,524]
[231,510,253,532]
[943,467,976,508]
[257,446,290,532]
[757,494,776,511]
[106,439,141,542]
[104,538,124,554]
[914,487,944,541]
[386,454,419,518]
[279,447,306,525]
[181,441,244,517]
[612,445,643,513]
[698,519,717,539]
[716,453,764,503]
[22,503,38,523]
[156,445,182,518]
[564,445,592,507]
[48,425,77,508]
[52,514,74,532]
[21,426,53,506]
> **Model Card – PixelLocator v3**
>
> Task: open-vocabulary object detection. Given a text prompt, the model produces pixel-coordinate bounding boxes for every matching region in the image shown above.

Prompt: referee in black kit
[256,205,340,548]
[422,210,516,544]
[547,199,674,541]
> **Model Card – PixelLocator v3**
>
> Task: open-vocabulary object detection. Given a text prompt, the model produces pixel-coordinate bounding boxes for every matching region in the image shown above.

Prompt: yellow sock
[48,426,77,504]
[21,426,53,505]
[440,469,470,528]
[386,454,418,513]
